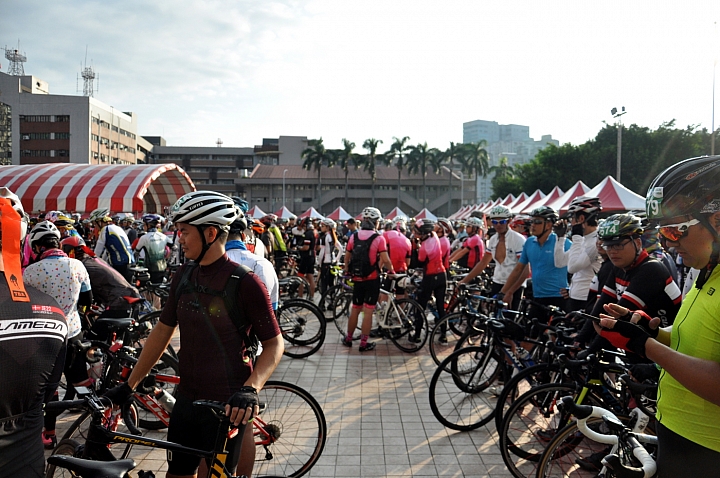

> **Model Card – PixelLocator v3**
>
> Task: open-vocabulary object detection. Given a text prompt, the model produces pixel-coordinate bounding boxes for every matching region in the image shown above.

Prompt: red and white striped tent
[512,189,545,214]
[520,186,564,213]
[507,192,528,210]
[385,207,409,220]
[273,206,297,220]
[414,208,437,221]
[247,205,267,219]
[585,175,645,212]
[299,207,324,219]
[545,181,592,215]
[326,206,352,221]
[0,163,195,214]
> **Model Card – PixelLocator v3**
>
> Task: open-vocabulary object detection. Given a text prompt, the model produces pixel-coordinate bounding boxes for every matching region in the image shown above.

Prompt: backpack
[174,262,260,360]
[349,232,379,277]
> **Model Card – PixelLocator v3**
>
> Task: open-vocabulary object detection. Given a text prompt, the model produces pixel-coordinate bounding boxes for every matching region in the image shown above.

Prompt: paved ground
[48,329,509,477]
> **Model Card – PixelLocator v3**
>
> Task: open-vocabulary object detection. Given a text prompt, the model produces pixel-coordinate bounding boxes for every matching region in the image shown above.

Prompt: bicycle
[276,298,326,358]
[535,395,657,478]
[46,381,327,478]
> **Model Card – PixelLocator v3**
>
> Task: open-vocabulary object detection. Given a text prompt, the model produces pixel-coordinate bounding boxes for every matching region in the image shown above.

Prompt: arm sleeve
[554,235,570,268]
[94,227,106,257]
[567,235,592,274]
[241,274,280,342]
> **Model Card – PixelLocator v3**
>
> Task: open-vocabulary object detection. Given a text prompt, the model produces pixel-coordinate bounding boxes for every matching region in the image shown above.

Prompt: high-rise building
[463,119,559,201]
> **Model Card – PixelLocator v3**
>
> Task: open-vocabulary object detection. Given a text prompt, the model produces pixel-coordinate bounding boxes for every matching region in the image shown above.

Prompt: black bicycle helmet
[566,197,602,217]
[529,206,558,222]
[414,218,436,235]
[597,213,643,243]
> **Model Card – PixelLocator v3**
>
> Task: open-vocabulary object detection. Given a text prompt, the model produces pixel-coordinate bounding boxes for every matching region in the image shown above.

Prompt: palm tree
[444,142,463,215]
[302,138,334,214]
[336,138,357,207]
[385,136,411,208]
[407,142,440,208]
[460,140,490,203]
[360,138,384,207]
[490,156,515,179]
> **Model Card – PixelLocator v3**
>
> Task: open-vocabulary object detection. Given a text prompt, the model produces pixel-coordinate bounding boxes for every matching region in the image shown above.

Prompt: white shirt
[486,230,526,285]
[226,248,279,309]
[558,229,601,301]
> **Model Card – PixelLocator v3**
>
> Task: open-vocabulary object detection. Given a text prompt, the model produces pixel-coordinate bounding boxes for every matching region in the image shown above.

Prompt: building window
[55,133,71,140]
[54,115,70,122]
[20,115,51,122]
[57,150,69,157]
[21,150,51,157]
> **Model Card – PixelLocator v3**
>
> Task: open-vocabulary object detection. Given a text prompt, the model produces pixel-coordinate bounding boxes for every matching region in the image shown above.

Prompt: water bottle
[155,389,176,413]
[630,407,650,433]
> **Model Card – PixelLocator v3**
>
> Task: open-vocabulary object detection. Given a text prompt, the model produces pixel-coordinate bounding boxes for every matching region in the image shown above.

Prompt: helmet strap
[194,225,220,264]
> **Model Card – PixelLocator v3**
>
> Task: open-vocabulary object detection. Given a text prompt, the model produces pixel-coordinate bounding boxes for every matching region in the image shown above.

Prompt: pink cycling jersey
[383,230,412,272]
[439,236,451,271]
[463,233,485,269]
[418,234,446,276]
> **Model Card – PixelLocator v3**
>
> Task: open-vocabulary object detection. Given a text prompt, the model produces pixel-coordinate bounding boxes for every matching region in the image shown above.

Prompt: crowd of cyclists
[2,154,720,477]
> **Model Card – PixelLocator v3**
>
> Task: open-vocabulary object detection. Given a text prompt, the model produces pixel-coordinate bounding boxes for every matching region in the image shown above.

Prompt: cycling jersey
[486,229,526,285]
[462,233,485,269]
[159,254,280,402]
[657,266,720,453]
[134,229,172,272]
[558,230,602,301]
[519,233,571,298]
[94,224,135,266]
[23,249,91,339]
[383,229,412,272]
[591,250,682,326]
[346,229,387,281]
[438,235,451,271]
[0,276,67,477]
[418,233,446,276]
[80,255,141,310]
[317,232,342,265]
[226,241,280,310]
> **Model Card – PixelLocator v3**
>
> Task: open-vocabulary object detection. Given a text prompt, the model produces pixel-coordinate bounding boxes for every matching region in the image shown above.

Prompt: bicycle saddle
[93,317,134,330]
[46,455,136,478]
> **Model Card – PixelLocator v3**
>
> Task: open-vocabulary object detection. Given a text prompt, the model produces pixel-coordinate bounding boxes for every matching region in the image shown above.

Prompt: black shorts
[298,255,316,275]
[352,278,381,307]
[166,394,243,475]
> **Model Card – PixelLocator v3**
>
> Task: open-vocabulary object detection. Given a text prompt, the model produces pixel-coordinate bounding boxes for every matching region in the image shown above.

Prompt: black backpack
[174,262,260,360]
[349,232,379,277]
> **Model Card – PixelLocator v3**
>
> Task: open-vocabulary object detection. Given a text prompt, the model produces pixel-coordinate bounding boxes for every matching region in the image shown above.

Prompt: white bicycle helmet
[89,207,110,223]
[170,191,238,230]
[0,187,29,241]
[44,210,63,223]
[488,205,513,219]
[29,220,61,246]
[466,217,484,229]
[362,207,382,222]
[321,218,337,229]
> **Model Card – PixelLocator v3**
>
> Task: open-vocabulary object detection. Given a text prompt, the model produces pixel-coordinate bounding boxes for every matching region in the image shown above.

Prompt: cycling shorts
[298,255,316,275]
[352,278,380,308]
[166,394,244,475]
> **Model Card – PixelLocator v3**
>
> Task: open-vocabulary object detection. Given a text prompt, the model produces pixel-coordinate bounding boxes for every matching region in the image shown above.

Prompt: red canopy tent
[449,205,472,220]
[385,207,409,220]
[545,181,592,215]
[458,204,484,220]
[480,198,502,213]
[521,186,564,213]
[273,206,297,220]
[507,192,528,210]
[512,189,545,214]
[299,207,324,219]
[414,208,437,221]
[247,205,266,219]
[500,194,516,206]
[326,206,352,221]
[585,175,645,212]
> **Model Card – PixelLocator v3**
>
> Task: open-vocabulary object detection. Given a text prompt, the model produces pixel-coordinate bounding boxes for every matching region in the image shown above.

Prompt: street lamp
[282,169,288,209]
[611,106,627,183]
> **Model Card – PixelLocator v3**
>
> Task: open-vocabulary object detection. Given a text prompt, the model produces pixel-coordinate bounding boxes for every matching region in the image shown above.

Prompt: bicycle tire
[428,311,473,366]
[280,276,312,301]
[253,381,327,478]
[428,346,508,431]
[331,291,360,339]
[498,382,582,478]
[318,283,345,321]
[45,439,83,478]
[534,417,611,478]
[278,299,326,359]
[387,298,428,353]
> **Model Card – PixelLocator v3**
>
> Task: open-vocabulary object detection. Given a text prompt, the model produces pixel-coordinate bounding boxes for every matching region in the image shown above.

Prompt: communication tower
[77,49,99,97]
[3,43,27,76]
[216,138,223,147]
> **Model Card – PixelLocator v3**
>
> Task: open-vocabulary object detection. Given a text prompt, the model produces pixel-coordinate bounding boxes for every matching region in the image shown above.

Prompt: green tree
[302,138,334,214]
[360,138,384,207]
[385,136,411,208]
[407,142,440,208]
[336,138,357,207]
[444,141,464,215]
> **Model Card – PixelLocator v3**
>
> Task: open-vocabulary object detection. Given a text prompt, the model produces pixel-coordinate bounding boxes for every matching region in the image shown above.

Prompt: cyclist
[0,189,68,478]
[597,155,720,476]
[413,218,447,341]
[460,205,527,310]
[22,220,92,450]
[317,218,342,305]
[383,218,412,299]
[134,213,173,284]
[448,216,485,269]
[295,216,317,299]
[498,206,571,320]
[343,207,393,351]
[262,213,287,265]
[90,208,135,282]
[555,196,603,312]
[225,209,280,311]
[434,217,454,271]
[104,191,283,478]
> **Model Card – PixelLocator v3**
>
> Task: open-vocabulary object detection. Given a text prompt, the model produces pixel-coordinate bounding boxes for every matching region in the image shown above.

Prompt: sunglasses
[491,219,508,225]
[531,219,546,225]
[602,239,632,251]
[658,218,700,242]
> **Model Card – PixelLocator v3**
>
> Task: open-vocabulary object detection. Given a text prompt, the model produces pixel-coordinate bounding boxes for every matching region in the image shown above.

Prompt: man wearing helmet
[460,205,527,309]
[383,217,412,298]
[135,214,173,285]
[413,218,447,340]
[595,156,720,475]
[295,216,317,299]
[0,188,68,476]
[23,220,93,449]
[449,216,485,268]
[90,208,135,282]
[343,207,393,351]
[499,206,571,318]
[317,218,342,306]
[105,191,283,478]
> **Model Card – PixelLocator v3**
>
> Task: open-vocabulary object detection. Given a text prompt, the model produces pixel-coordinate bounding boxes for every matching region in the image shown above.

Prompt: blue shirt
[519,233,571,298]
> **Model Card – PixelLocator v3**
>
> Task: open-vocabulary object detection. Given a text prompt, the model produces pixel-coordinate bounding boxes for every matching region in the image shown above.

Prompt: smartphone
[575,312,602,323]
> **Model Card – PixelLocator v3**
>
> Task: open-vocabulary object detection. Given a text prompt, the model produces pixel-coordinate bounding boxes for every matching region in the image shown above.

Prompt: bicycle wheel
[318,283,343,320]
[428,311,473,366]
[45,439,83,478]
[253,381,327,478]
[428,345,508,431]
[494,362,564,433]
[278,299,326,359]
[331,291,359,339]
[387,298,428,353]
[534,417,612,478]
[280,276,312,301]
[498,382,580,478]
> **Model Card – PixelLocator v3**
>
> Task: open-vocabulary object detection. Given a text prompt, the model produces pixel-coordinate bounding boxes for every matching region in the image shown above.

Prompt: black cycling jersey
[0,276,67,477]
[81,255,141,310]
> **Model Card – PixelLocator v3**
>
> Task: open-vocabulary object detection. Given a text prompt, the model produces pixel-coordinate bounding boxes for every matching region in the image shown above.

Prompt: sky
[3,0,720,152]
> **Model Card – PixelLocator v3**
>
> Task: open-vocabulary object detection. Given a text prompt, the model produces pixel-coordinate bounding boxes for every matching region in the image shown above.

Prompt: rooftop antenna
[77,46,98,97]
[3,41,27,76]
[216,138,223,147]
